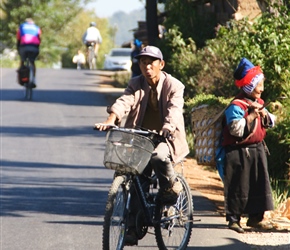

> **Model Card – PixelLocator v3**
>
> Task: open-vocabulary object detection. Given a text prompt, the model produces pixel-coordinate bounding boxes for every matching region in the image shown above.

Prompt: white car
[103,48,132,71]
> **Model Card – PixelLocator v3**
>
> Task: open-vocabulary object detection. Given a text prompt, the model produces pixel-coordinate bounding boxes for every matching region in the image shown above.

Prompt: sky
[86,0,145,18]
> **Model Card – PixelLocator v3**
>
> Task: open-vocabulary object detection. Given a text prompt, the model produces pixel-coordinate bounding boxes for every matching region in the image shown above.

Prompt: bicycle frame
[127,174,157,226]
[128,171,187,227]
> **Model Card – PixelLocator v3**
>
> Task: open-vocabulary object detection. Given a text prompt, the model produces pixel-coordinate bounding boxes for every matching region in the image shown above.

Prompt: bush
[162,3,290,197]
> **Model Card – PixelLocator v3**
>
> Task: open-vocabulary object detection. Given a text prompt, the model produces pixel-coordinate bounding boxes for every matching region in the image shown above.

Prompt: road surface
[1,68,254,249]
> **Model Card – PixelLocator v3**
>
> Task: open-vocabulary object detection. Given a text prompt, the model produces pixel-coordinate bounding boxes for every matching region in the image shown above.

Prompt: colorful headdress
[234,58,264,95]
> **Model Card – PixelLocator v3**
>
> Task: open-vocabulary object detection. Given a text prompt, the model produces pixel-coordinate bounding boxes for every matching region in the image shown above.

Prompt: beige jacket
[107,72,189,163]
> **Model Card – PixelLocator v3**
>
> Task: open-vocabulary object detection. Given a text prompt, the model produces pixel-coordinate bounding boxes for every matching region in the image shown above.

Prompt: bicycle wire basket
[191,104,224,167]
[103,129,155,174]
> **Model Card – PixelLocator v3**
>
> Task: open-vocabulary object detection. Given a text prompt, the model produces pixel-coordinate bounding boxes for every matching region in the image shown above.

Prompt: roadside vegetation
[159,1,289,207]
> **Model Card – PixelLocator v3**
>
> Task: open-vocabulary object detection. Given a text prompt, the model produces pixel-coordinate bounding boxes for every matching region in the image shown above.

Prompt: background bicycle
[96,126,194,250]
[87,42,96,70]
[17,54,36,100]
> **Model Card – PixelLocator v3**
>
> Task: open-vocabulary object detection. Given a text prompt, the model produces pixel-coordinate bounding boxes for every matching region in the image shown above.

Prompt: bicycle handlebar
[93,124,176,141]
[94,123,158,135]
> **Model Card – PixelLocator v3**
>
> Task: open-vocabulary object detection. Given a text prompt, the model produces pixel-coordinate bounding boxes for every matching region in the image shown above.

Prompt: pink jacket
[108,72,189,163]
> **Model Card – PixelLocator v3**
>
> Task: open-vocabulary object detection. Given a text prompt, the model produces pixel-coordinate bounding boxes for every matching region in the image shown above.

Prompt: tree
[146,0,159,45]
[1,0,91,64]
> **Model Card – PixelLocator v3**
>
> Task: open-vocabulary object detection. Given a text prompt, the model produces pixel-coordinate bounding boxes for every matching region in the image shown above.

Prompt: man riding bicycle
[95,46,189,245]
[17,18,41,88]
[82,22,102,57]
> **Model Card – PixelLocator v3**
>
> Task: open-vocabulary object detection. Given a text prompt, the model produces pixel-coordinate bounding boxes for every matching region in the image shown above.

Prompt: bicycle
[18,55,35,100]
[87,42,96,70]
[95,126,193,250]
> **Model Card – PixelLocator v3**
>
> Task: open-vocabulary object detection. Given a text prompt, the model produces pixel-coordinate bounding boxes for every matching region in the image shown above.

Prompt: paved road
[0,68,252,249]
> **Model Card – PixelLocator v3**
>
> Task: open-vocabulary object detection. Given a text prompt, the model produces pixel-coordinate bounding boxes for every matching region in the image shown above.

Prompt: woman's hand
[258,108,267,118]
[246,103,261,123]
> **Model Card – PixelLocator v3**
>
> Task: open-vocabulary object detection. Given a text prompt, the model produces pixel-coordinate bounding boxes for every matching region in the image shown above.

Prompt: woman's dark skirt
[224,142,274,216]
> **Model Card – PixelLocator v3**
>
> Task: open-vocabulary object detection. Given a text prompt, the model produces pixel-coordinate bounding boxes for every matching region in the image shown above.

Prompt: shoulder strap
[199,99,249,133]
[231,99,250,110]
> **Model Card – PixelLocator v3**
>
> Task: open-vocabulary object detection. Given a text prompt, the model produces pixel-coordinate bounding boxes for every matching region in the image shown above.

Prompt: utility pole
[146,0,159,45]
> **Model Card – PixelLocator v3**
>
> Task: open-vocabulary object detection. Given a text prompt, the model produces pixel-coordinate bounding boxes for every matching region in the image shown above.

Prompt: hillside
[109,8,145,46]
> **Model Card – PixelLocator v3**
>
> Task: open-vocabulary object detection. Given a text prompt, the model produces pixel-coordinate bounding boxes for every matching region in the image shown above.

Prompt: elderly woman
[222,58,276,233]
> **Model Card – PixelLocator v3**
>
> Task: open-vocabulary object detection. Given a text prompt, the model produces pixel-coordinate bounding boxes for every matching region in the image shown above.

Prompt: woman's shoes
[246,218,273,230]
[228,222,245,233]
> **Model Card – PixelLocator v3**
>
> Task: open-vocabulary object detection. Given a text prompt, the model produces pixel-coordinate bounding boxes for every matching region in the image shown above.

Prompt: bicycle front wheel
[102,175,127,250]
[154,174,193,250]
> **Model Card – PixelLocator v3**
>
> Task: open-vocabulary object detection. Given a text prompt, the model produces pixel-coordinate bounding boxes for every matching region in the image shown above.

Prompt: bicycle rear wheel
[25,86,33,100]
[88,47,96,70]
[102,175,127,250]
[154,174,193,250]
[24,62,34,100]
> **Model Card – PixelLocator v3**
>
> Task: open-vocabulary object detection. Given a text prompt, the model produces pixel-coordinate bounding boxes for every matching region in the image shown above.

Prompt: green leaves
[161,1,290,194]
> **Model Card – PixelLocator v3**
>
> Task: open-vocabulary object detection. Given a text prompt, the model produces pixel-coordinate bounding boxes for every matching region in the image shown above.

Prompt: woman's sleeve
[225,105,246,137]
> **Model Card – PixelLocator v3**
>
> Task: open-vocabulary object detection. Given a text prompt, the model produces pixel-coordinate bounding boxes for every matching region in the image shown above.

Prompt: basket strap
[199,105,229,133]
[199,99,249,133]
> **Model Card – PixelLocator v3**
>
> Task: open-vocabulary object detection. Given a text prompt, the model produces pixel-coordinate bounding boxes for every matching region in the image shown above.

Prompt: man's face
[139,56,164,84]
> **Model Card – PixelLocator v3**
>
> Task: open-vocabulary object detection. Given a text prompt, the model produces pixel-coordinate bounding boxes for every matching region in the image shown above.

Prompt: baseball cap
[135,46,163,60]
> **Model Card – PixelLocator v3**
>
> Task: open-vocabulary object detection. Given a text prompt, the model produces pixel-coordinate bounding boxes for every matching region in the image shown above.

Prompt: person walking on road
[95,45,189,245]
[72,50,86,69]
[222,58,276,233]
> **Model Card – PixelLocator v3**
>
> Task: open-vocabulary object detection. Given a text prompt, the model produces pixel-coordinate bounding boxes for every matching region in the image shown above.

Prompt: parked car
[103,48,132,71]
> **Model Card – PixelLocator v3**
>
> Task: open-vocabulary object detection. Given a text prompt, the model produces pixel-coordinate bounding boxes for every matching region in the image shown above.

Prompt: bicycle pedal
[167,206,176,217]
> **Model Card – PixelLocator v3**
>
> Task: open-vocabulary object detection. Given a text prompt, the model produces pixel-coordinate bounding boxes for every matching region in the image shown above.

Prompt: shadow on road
[1,159,112,218]
[1,125,99,138]
[0,89,108,107]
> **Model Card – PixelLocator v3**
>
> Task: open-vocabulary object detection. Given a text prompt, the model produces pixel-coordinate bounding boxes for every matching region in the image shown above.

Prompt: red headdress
[235,66,263,87]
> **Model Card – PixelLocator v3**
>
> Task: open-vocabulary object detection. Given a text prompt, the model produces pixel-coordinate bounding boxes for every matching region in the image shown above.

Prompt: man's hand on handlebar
[159,128,175,140]
[159,128,170,138]
[94,113,117,131]
[94,122,115,131]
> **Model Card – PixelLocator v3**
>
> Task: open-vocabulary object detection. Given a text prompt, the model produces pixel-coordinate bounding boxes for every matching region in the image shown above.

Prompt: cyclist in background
[17,18,41,88]
[82,22,102,57]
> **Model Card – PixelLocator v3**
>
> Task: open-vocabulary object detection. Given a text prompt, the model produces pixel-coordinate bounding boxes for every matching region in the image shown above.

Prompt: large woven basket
[191,104,224,167]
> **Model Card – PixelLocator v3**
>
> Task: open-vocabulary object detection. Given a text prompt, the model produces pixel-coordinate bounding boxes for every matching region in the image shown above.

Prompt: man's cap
[135,46,163,60]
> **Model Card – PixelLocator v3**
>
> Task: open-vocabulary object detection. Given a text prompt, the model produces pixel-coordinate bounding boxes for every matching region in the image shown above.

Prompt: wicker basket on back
[191,104,225,167]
